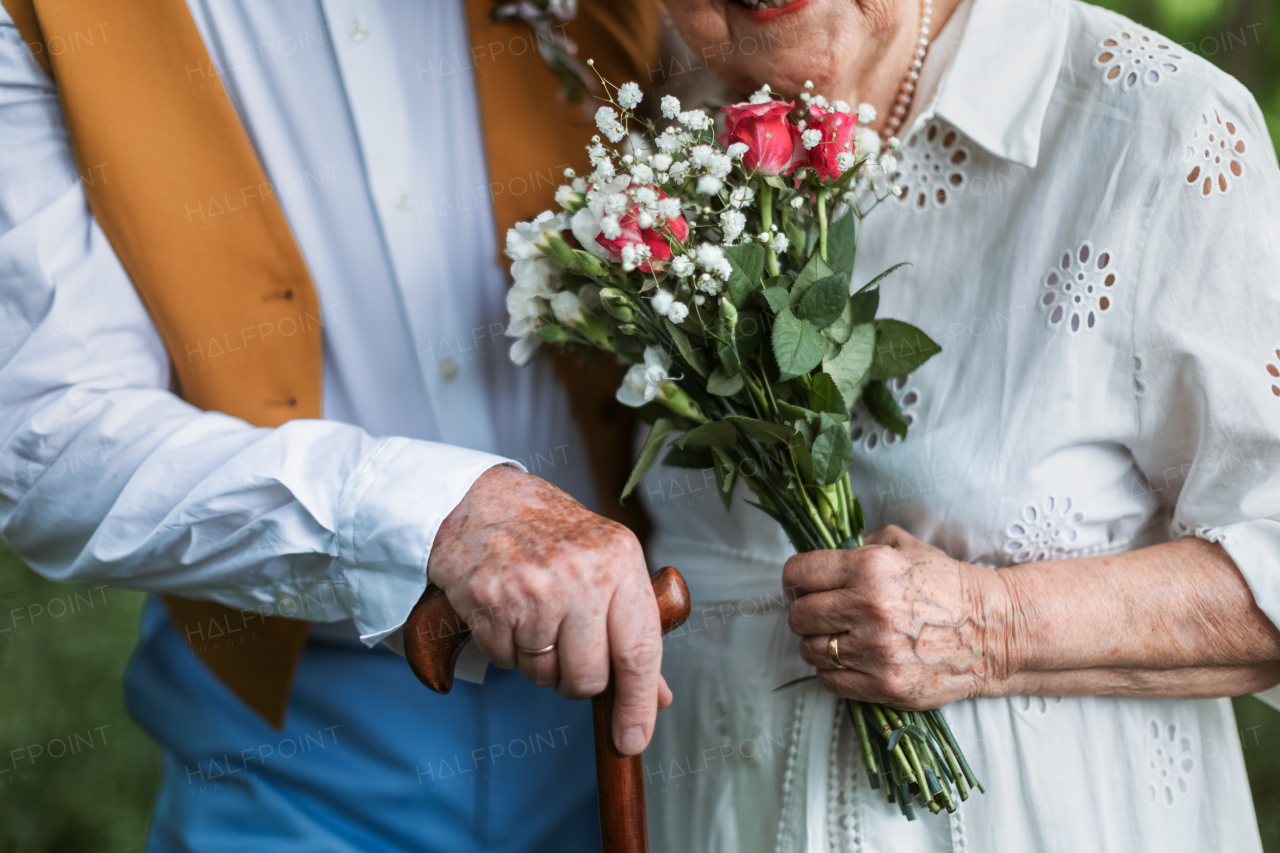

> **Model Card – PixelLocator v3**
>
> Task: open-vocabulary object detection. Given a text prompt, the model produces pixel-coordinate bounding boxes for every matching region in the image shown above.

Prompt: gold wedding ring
[517,643,556,656]
[826,634,847,670]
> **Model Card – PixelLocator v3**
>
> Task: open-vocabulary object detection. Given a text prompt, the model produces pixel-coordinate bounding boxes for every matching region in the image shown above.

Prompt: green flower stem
[927,714,970,801]
[868,705,917,787]
[849,701,878,777]
[759,180,780,277]
[817,188,829,263]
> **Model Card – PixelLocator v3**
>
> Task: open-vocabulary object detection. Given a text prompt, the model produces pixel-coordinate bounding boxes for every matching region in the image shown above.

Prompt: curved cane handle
[404,566,691,694]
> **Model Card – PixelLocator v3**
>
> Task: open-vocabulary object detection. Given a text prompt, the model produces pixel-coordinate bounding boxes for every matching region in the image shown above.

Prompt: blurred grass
[1,0,1279,850]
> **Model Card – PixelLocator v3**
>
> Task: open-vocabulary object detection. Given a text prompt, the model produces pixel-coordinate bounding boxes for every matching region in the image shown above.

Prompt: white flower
[603,192,629,215]
[726,142,749,159]
[510,334,541,366]
[696,175,723,195]
[505,210,569,261]
[695,242,726,272]
[616,346,672,407]
[801,128,822,150]
[551,290,586,326]
[655,197,682,220]
[668,160,689,179]
[595,106,626,142]
[630,163,655,184]
[854,126,882,159]
[688,144,715,169]
[678,110,713,131]
[572,177,587,192]
[620,241,652,270]
[617,82,643,110]
[720,209,746,243]
[748,84,772,104]
[651,289,675,316]
[707,153,732,179]
[836,151,856,172]
[651,153,673,172]
[810,94,829,109]
[667,301,690,323]
[506,257,558,337]
[591,159,616,183]
[696,274,723,295]
[670,255,695,278]
[660,95,681,119]
[879,154,898,174]
[790,195,805,209]
[770,232,789,253]
[600,214,622,240]
[632,186,659,206]
[856,103,878,124]
[656,127,685,154]
[555,184,583,210]
[832,99,852,114]
[728,185,756,209]
[588,143,610,166]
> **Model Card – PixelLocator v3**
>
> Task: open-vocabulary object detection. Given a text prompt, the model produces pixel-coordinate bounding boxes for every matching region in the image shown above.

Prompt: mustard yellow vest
[2,0,659,727]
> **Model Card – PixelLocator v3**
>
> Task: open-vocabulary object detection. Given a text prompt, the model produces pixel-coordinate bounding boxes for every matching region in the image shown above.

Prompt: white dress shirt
[644,0,1280,850]
[0,0,594,646]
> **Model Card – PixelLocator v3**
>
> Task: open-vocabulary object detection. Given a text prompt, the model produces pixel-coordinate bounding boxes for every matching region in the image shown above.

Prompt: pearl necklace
[885,0,933,138]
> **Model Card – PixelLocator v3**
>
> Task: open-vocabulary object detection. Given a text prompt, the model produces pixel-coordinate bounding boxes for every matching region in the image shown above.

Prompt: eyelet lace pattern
[1185,109,1247,197]
[891,120,971,212]
[1095,30,1183,90]
[1041,242,1116,333]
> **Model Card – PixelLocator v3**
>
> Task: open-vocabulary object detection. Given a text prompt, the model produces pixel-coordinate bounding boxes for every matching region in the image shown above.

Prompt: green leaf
[823,322,875,405]
[790,253,835,307]
[776,400,813,425]
[826,210,858,276]
[811,423,854,486]
[710,446,737,511]
[863,379,908,438]
[707,366,745,396]
[796,274,850,331]
[788,432,814,482]
[676,420,738,452]
[725,243,766,307]
[870,319,941,381]
[662,445,714,469]
[850,287,879,326]
[621,418,679,501]
[760,286,791,313]
[825,299,856,345]
[762,174,787,189]
[771,307,826,380]
[665,319,708,377]
[725,414,795,445]
[807,372,847,416]
[735,309,765,355]
[856,261,911,293]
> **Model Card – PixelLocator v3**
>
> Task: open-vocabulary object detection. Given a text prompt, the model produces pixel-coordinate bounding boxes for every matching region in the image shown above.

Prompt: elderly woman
[641,0,1280,850]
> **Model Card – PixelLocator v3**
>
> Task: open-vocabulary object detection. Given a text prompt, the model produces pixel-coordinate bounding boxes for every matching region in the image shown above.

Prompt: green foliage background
[1,0,1279,850]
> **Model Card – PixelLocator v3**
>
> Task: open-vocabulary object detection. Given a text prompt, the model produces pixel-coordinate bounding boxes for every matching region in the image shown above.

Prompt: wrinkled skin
[428,466,672,756]
[785,526,1280,706]
[667,0,965,134]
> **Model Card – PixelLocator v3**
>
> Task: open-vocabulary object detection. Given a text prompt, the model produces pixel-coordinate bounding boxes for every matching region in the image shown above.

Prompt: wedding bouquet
[504,68,981,820]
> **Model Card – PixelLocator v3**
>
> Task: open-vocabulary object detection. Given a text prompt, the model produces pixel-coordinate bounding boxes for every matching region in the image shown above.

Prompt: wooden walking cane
[404,567,691,853]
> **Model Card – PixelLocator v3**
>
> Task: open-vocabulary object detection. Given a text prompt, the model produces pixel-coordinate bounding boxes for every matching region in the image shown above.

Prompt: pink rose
[595,188,690,273]
[799,105,858,181]
[721,100,802,176]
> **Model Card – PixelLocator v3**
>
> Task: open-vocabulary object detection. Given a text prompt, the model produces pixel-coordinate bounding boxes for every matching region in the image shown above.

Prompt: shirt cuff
[1192,519,1280,634]
[333,437,516,644]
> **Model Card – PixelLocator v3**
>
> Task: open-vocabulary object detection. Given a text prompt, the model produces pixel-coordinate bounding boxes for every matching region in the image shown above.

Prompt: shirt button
[347,18,369,42]
[277,595,298,614]
[438,359,460,382]
[393,193,413,211]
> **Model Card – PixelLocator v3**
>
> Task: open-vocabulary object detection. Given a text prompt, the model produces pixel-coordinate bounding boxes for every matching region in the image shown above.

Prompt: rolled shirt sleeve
[1128,83,1280,641]
[0,13,507,645]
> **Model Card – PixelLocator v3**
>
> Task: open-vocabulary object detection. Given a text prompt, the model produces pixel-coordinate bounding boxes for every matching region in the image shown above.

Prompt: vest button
[438,359,460,382]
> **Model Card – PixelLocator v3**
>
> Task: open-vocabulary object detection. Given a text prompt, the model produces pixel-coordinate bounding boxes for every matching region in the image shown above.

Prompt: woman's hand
[784,525,1013,709]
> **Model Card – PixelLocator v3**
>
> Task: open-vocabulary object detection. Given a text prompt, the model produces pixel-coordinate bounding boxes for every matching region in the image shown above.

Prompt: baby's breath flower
[790,195,805,209]
[668,160,689,179]
[725,142,749,159]
[588,144,610,166]
[563,167,576,179]
[656,197,682,220]
[771,232,789,253]
[571,177,587,192]
[695,242,725,271]
[728,185,756,209]
[600,214,622,240]
[632,186,659,206]
[651,153,673,172]
[603,192,629,214]
[857,103,878,124]
[707,154,732,179]
[630,163,654,184]
[678,110,713,131]
[660,95,681,119]
[670,255,695,277]
[748,84,772,105]
[854,126,882,159]
[836,151,856,172]
[656,127,685,154]
[667,301,689,323]
[801,129,822,150]
[696,174,723,196]
[617,82,643,110]
[832,100,852,114]
[719,209,746,243]
[688,145,715,169]
[651,289,675,316]
[595,106,626,142]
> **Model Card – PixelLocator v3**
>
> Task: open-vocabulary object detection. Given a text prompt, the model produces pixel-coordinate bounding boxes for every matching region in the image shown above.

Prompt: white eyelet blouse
[642,0,1280,850]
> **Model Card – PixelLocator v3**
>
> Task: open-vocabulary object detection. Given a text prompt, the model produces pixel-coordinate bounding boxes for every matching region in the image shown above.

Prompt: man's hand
[783,525,1012,709]
[427,465,672,755]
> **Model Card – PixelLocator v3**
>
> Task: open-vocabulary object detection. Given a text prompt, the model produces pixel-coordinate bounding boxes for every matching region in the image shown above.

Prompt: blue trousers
[125,597,601,852]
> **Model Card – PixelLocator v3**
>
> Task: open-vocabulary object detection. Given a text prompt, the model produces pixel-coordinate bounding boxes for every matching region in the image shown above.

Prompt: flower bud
[599,287,638,322]
[657,382,707,423]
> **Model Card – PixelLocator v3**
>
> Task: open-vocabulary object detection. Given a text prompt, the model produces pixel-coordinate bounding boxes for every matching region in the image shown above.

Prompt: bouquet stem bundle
[504,68,981,819]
